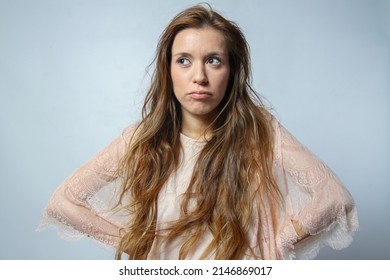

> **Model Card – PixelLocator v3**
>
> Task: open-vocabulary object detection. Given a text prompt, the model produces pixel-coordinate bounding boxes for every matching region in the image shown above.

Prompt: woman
[38,4,358,259]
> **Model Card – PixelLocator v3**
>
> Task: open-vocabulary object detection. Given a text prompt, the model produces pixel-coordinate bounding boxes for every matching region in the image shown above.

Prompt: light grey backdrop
[1,0,389,259]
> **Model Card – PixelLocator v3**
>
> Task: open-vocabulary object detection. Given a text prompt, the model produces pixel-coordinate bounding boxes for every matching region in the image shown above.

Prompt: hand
[291,220,309,241]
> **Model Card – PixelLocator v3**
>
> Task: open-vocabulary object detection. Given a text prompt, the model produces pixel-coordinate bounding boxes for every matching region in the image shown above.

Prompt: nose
[193,63,208,85]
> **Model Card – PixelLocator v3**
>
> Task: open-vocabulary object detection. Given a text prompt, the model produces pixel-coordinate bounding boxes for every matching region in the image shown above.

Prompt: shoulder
[262,112,284,165]
[121,121,141,144]
[261,110,282,144]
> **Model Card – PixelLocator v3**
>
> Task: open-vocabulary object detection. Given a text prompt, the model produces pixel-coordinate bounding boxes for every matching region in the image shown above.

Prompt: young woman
[38,4,358,259]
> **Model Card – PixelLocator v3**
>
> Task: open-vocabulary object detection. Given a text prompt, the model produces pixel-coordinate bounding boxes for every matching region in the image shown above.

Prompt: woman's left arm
[274,121,359,259]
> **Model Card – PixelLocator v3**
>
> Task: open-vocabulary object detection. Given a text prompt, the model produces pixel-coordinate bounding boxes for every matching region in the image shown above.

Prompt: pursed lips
[187,91,212,100]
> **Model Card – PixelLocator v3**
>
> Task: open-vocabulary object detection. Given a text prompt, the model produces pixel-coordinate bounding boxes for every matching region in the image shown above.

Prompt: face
[170,27,230,123]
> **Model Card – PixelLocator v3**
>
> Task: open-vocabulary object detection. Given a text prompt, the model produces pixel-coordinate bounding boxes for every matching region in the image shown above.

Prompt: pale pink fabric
[37,118,358,259]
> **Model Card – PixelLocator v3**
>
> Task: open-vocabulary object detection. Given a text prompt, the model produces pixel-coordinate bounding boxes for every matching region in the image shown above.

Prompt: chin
[191,108,216,116]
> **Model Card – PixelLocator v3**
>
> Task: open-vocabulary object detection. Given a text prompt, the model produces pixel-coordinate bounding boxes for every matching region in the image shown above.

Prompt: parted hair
[115,4,282,260]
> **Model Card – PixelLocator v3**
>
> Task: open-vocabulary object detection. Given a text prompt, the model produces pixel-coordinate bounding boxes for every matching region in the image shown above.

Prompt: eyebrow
[172,51,226,58]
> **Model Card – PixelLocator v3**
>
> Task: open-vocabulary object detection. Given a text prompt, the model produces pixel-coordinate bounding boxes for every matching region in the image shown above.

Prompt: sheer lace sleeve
[273,120,359,259]
[37,125,136,248]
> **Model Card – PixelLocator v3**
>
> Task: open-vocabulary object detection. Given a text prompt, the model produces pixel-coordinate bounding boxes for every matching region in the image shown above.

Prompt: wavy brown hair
[115,4,282,259]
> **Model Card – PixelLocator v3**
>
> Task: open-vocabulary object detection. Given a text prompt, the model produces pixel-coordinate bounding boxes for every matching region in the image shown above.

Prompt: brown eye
[207,57,221,65]
[177,57,190,65]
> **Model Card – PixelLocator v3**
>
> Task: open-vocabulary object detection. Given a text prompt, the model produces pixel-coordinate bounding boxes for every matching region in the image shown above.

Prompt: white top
[38,117,359,259]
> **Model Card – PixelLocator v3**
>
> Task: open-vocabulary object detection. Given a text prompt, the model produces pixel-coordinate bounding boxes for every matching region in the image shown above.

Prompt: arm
[37,125,136,247]
[274,121,359,259]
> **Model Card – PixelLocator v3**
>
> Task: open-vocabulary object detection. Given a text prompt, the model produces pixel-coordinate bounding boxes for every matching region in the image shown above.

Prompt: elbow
[44,187,69,221]
[45,185,85,221]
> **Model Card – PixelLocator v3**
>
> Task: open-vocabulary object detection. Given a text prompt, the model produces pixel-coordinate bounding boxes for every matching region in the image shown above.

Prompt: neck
[181,113,212,140]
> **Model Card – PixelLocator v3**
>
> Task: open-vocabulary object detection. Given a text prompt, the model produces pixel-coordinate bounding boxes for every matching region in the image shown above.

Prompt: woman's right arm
[37,125,136,248]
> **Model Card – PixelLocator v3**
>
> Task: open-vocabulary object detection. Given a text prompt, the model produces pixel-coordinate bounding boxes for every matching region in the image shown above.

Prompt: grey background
[0,0,389,259]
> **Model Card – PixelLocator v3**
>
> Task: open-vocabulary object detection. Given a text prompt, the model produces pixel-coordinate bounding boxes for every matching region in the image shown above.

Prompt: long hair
[115,4,282,259]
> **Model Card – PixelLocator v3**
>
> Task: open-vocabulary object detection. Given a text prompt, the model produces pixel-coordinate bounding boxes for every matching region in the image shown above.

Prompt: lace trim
[276,218,299,259]
[36,217,118,254]
[293,207,359,259]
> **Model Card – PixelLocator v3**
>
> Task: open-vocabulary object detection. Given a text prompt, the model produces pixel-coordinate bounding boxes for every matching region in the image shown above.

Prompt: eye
[177,57,190,65]
[207,57,221,65]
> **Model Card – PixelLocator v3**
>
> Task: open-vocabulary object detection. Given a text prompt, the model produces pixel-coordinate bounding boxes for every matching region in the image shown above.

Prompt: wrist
[291,220,309,240]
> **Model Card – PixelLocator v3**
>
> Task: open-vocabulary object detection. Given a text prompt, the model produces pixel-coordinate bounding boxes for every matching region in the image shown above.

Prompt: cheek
[170,67,176,86]
[171,68,185,91]
[217,70,230,93]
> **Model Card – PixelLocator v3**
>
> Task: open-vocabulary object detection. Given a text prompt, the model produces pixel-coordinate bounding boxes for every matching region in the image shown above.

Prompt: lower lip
[189,93,211,100]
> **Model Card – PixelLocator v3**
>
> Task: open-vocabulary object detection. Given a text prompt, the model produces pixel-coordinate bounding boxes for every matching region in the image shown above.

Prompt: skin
[170,27,230,140]
[292,220,309,240]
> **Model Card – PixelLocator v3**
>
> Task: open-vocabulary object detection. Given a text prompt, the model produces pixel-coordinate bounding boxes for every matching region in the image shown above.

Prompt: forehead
[171,27,227,53]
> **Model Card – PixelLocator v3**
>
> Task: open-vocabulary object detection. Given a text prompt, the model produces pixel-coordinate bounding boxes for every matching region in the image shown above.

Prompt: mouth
[188,91,212,100]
